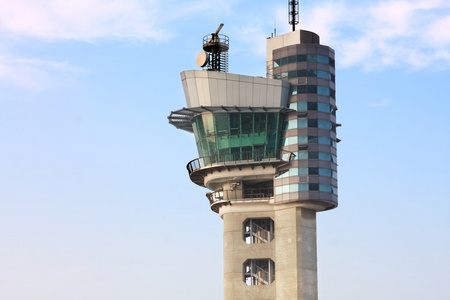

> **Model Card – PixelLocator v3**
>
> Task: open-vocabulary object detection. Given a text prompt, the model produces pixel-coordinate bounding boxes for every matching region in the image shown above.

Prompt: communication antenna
[288,0,299,31]
[196,23,229,72]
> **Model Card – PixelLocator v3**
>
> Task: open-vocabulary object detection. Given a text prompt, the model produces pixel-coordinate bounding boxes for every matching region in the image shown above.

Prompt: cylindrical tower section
[269,30,338,211]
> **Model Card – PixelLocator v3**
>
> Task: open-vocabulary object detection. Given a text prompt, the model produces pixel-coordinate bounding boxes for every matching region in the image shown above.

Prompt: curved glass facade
[273,54,335,68]
[192,112,284,162]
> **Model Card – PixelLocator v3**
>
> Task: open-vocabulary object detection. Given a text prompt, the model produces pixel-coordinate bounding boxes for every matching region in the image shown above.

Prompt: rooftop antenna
[288,0,299,32]
[196,23,229,72]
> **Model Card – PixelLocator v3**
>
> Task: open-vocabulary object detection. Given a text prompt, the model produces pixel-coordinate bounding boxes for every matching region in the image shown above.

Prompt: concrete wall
[221,203,317,300]
[180,70,290,108]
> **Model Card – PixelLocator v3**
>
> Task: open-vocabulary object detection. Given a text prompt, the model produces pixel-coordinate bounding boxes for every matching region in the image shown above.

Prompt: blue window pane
[317,86,330,96]
[297,55,306,62]
[332,171,338,179]
[308,136,318,143]
[318,136,330,145]
[308,119,318,127]
[296,151,308,160]
[298,183,309,191]
[309,183,319,191]
[298,136,308,144]
[281,57,288,65]
[274,59,280,67]
[288,70,297,79]
[288,55,296,64]
[317,103,330,113]
[307,85,317,93]
[298,168,308,175]
[319,152,331,161]
[298,102,307,111]
[318,120,331,129]
[317,55,329,64]
[298,85,307,94]
[290,86,298,95]
[306,55,317,62]
[309,151,319,159]
[298,119,307,128]
[319,184,332,193]
[317,70,330,79]
[319,168,332,177]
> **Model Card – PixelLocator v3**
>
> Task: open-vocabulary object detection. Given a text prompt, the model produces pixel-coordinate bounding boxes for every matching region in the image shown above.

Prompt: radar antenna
[288,1,299,32]
[196,24,229,72]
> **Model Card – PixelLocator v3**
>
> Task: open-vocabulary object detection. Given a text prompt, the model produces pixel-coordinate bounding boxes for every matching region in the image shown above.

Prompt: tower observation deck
[169,23,338,300]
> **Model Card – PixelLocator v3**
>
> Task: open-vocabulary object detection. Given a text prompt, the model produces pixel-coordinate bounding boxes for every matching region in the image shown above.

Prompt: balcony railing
[206,187,273,206]
[187,150,295,175]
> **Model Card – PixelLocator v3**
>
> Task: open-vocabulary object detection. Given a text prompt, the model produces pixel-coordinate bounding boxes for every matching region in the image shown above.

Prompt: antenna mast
[288,1,299,32]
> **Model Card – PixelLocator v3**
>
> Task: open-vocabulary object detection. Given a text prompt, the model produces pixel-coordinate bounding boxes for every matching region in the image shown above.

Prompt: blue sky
[0,0,449,299]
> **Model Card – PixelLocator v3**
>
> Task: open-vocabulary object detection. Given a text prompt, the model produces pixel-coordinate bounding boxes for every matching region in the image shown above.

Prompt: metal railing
[187,150,295,174]
[206,188,273,205]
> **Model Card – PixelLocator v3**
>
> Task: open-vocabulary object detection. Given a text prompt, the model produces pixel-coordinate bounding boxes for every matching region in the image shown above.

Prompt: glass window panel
[253,114,266,133]
[230,114,240,135]
[290,85,298,95]
[317,86,330,96]
[288,70,297,79]
[297,54,306,62]
[274,59,280,68]
[331,74,336,82]
[289,184,299,192]
[318,136,330,145]
[332,155,337,163]
[306,55,317,62]
[307,69,317,77]
[319,168,331,177]
[290,168,299,176]
[319,152,331,161]
[309,151,319,159]
[296,151,308,160]
[299,183,309,191]
[298,85,307,94]
[317,55,329,64]
[297,102,307,111]
[308,119,318,127]
[298,168,308,175]
[332,186,338,195]
[332,171,338,179]
[298,119,307,128]
[288,55,296,64]
[319,184,332,193]
[317,102,330,113]
[297,70,306,77]
[215,113,228,133]
[282,184,290,194]
[280,57,288,65]
[287,119,298,129]
[317,70,329,79]
[307,102,318,110]
[298,136,308,144]
[307,85,317,93]
[289,102,298,110]
[275,186,283,195]
[330,58,335,68]
[309,183,320,191]
[241,113,252,133]
[309,167,319,175]
[318,120,330,129]
[308,136,319,143]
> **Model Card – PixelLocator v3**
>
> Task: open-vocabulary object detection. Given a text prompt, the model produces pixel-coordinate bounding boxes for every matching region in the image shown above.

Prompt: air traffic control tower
[168,6,338,300]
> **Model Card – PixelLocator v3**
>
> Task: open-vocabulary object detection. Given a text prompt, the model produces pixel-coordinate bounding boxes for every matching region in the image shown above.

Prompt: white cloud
[0,0,166,41]
[302,0,450,71]
[0,55,82,90]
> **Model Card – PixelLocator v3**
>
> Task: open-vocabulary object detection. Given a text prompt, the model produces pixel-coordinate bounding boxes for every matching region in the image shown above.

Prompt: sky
[0,0,449,299]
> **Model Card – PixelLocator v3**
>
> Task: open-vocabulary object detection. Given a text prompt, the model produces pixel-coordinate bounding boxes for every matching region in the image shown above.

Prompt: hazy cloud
[303,0,450,70]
